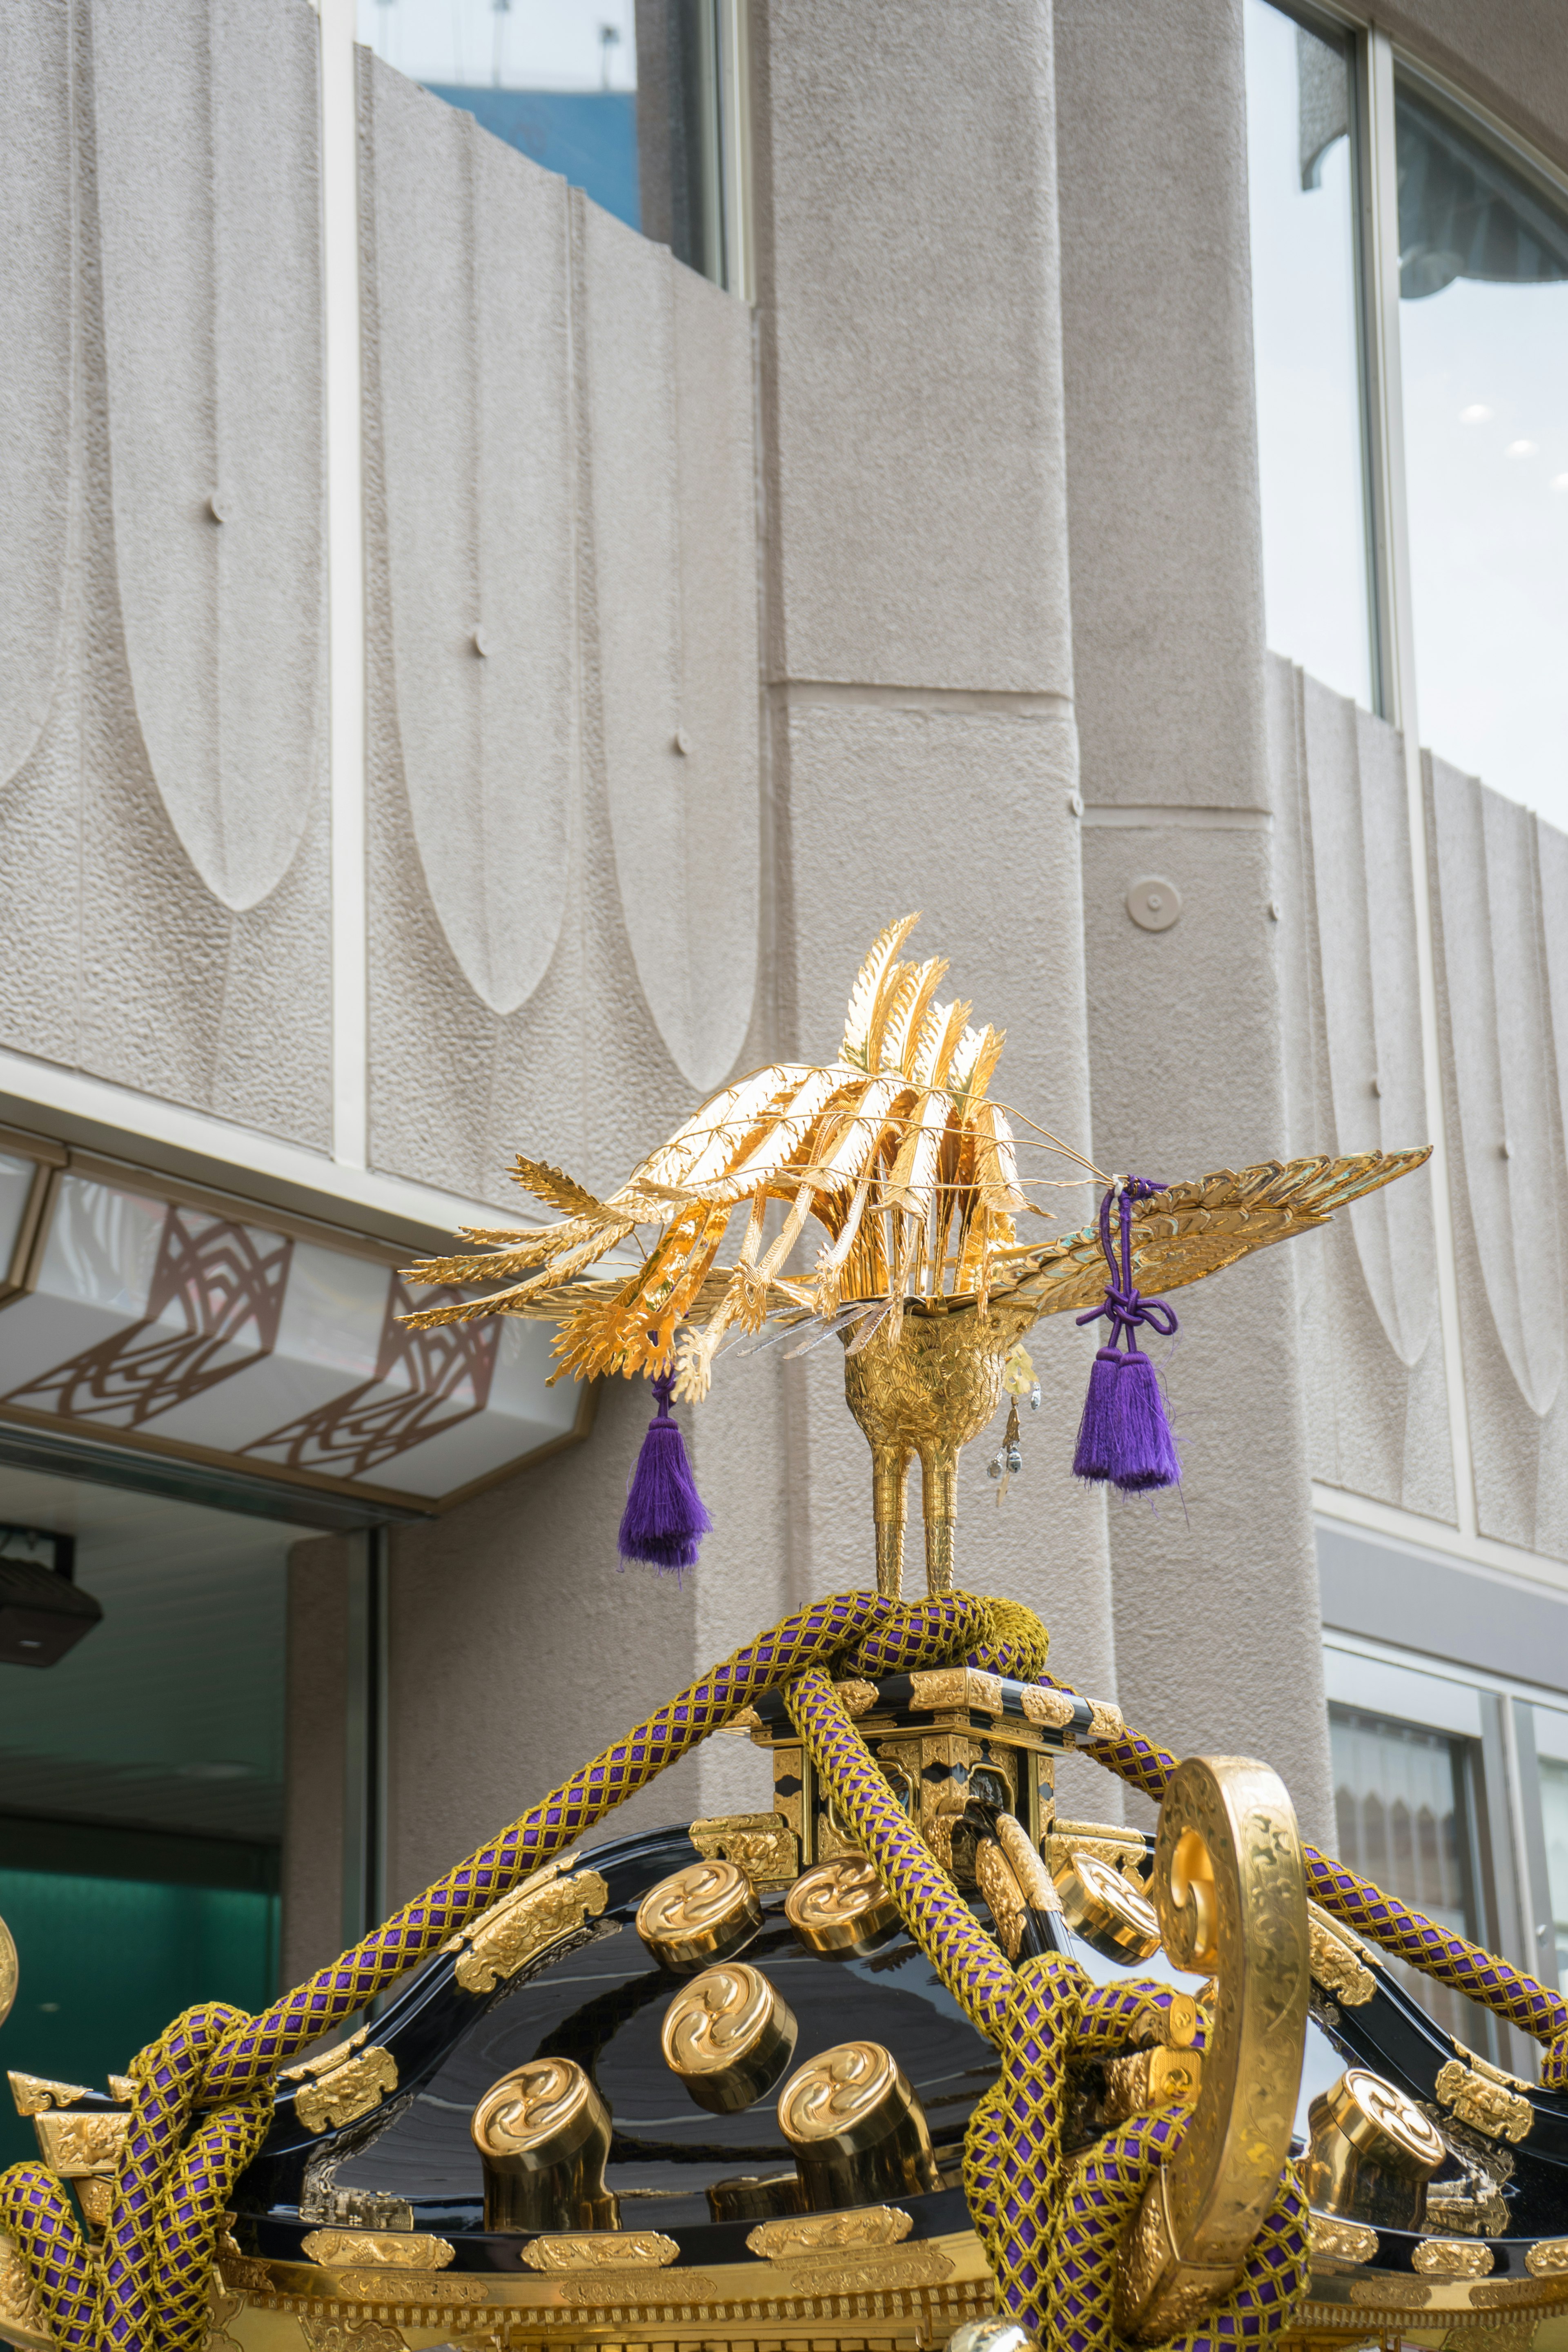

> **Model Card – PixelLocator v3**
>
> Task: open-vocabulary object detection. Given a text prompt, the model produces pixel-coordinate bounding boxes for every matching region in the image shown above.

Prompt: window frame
[1255,0,1568,738]
[1325,1631,1566,2076]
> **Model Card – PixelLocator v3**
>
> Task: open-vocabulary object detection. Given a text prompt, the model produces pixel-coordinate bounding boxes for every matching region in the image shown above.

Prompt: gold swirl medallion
[1050,1847,1161,1962]
[636,1858,762,1971]
[776,2040,940,2206]
[1305,2067,1446,2233]
[661,1962,798,2114]
[784,1854,901,1956]
[0,1916,16,2032]
[470,2057,617,2230]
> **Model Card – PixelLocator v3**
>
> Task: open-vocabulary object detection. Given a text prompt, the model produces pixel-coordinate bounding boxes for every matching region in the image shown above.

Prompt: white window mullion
[1359,27,1477,1541]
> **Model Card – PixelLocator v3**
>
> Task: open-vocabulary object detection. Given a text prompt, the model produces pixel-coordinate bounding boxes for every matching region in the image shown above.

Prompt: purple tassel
[618,1370,712,1573]
[1072,1178,1182,1493]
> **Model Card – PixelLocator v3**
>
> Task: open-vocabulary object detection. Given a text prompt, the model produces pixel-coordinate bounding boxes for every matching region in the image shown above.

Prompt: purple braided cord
[1076,1175,1178,1362]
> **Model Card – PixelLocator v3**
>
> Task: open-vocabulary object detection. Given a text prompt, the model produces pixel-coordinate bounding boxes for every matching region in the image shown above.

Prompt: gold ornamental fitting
[1050,1846,1162,1963]
[661,1962,799,2115]
[470,2057,617,2232]
[1305,2066,1446,2233]
[636,1858,762,1972]
[784,1853,902,1956]
[706,2171,807,2225]
[776,2039,941,2208]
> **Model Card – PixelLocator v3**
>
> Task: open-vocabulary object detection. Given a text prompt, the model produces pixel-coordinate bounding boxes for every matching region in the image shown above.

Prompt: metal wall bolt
[471,627,489,657]
[672,729,690,755]
[1126,875,1181,932]
[206,493,229,523]
[1067,791,1084,817]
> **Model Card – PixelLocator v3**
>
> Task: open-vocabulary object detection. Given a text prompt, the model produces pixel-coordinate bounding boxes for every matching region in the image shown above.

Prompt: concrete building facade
[0,0,1565,2110]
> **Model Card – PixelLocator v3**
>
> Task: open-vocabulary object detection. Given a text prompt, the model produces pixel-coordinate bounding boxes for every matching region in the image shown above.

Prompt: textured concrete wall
[0,0,330,1144]
[281,1535,350,1988]
[1056,0,1332,1844]
[359,57,763,1212]
[384,1365,791,1907]
[1427,758,1568,1560]
[750,0,1118,1822]
[1266,657,1453,1521]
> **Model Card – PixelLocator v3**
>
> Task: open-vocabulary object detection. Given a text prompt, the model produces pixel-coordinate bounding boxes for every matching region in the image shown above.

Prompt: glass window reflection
[1396,76,1568,831]
[1541,1748,1568,1985]
[357,0,728,285]
[1243,0,1374,709]
[1330,1702,1481,2045]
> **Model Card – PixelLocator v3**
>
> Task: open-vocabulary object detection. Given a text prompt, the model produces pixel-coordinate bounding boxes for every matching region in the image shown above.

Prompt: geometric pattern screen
[0,1152,582,1508]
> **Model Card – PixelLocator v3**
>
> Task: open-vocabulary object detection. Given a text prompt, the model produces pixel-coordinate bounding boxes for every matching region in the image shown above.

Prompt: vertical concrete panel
[1058,0,1332,1842]
[1265,656,1453,1520]
[1428,757,1568,1557]
[1056,0,1267,811]
[753,0,1073,692]
[0,0,331,1148]
[581,208,760,1090]
[365,67,575,1020]
[361,58,762,1200]
[92,0,325,912]
[752,0,1113,1810]
[0,0,72,793]
[282,1535,350,1988]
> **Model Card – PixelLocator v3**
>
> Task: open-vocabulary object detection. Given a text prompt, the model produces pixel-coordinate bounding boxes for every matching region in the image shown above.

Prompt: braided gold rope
[1057,1687,1568,2065]
[0,1589,987,2352]
[789,1663,1308,2352]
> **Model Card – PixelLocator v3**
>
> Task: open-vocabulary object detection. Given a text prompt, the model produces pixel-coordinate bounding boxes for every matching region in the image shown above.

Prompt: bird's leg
[919,1438,959,1596]
[872,1443,912,1598]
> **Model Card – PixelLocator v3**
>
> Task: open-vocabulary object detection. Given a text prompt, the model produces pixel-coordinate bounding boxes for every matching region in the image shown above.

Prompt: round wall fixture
[1127,875,1182,931]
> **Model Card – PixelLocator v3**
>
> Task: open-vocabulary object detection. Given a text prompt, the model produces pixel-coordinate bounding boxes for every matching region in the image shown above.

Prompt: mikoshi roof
[402,914,1430,1392]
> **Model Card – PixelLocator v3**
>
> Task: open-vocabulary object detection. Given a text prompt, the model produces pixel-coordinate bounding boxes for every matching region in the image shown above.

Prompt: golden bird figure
[404,915,1429,1594]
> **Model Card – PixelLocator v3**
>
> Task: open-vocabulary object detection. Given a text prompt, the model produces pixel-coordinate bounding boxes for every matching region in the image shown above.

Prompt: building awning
[0,1132,588,1514]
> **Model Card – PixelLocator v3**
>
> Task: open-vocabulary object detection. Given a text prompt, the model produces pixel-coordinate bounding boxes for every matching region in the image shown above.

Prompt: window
[1243,0,1374,706]
[1394,78,1568,817]
[1329,1700,1483,2044]
[1243,3,1568,833]
[357,0,737,287]
[1538,1719,1568,1986]
[0,1470,292,2160]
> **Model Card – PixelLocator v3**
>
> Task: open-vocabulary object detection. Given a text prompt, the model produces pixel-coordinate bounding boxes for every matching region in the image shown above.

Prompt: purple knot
[1076,1177,1178,1356]
[1071,1173,1179,1500]
[650,1370,677,1418]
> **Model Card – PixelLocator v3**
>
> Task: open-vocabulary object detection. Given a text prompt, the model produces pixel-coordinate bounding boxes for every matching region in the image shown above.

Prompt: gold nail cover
[636,1858,762,1972]
[784,1853,902,1956]
[1305,2066,1446,2232]
[470,2056,617,2232]
[776,2039,941,2208]
[662,1961,799,2114]
[1050,1847,1163,1963]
